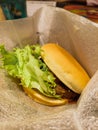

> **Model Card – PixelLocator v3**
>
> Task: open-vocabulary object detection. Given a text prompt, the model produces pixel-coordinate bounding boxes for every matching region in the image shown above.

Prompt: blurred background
[0,0,98,23]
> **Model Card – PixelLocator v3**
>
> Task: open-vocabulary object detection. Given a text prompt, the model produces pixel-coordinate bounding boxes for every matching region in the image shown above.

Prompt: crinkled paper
[0,6,98,130]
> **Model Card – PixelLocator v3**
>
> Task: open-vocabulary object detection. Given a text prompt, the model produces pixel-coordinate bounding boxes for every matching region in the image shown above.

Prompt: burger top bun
[41,43,90,94]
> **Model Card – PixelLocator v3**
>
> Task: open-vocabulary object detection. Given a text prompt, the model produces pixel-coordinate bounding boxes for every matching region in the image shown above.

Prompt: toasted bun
[23,87,68,106]
[41,43,90,94]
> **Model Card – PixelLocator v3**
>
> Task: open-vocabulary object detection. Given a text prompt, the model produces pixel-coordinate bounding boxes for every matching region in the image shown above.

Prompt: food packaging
[0,6,98,130]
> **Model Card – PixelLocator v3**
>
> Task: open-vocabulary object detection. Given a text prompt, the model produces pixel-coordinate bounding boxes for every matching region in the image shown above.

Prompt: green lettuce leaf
[0,44,60,98]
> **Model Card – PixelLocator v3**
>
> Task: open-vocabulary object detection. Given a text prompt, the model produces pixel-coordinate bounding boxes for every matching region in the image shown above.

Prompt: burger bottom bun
[23,87,69,106]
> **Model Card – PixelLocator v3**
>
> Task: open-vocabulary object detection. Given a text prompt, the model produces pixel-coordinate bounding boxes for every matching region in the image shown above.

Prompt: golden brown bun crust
[41,43,90,94]
[23,87,68,106]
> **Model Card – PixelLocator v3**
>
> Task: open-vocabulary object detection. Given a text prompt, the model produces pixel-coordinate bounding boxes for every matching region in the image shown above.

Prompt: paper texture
[0,6,98,130]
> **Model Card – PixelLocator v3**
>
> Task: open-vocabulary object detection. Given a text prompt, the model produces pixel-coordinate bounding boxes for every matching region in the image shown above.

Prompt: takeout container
[0,6,98,130]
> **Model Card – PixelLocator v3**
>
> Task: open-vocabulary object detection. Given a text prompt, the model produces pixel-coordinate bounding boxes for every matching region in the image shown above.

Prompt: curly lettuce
[0,44,60,98]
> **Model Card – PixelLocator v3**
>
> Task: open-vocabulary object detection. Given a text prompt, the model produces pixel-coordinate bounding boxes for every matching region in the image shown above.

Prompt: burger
[0,43,90,106]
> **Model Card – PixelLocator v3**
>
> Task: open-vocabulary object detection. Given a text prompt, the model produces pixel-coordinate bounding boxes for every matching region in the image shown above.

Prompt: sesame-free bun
[23,43,90,106]
[41,43,90,94]
[23,87,68,106]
